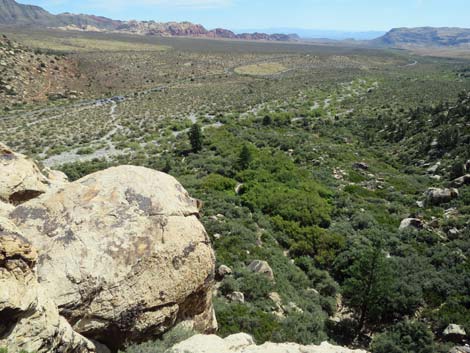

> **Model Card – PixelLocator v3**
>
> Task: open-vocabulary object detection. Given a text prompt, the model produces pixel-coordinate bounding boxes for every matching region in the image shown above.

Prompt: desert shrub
[272,311,327,345]
[214,300,280,343]
[59,159,115,181]
[370,321,436,353]
[201,174,237,192]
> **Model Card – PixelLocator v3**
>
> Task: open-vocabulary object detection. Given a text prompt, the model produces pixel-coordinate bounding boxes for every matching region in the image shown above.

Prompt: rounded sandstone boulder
[9,165,216,351]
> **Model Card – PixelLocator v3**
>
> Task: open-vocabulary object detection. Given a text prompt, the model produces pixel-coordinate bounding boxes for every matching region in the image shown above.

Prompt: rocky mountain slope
[0,142,216,352]
[0,0,297,41]
[0,34,83,107]
[373,27,470,48]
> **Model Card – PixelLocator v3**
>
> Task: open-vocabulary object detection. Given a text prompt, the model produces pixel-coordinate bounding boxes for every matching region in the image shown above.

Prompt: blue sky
[21,0,470,31]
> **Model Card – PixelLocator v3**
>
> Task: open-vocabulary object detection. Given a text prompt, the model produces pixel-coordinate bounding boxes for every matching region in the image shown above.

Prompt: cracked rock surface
[0,143,216,352]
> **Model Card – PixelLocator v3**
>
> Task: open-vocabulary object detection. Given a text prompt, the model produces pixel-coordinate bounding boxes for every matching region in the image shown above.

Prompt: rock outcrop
[0,228,96,353]
[0,142,51,205]
[0,143,216,352]
[169,333,369,353]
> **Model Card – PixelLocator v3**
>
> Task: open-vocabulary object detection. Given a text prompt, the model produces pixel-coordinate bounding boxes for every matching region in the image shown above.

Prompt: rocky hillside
[113,21,299,41]
[0,0,54,25]
[0,34,83,107]
[0,0,297,42]
[0,0,121,29]
[373,27,470,48]
[0,142,216,352]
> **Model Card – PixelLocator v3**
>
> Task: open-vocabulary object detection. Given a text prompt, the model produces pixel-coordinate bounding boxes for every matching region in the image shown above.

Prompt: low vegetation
[234,62,287,76]
[1,29,469,352]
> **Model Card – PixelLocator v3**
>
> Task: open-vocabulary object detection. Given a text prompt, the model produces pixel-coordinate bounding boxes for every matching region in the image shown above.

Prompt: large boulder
[0,142,51,205]
[425,188,459,206]
[0,228,96,353]
[169,333,368,353]
[444,324,467,340]
[8,165,216,351]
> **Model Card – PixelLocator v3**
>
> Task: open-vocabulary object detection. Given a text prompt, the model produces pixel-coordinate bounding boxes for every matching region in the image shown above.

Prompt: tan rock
[248,260,274,280]
[0,230,95,353]
[10,165,216,351]
[0,142,50,205]
[425,188,459,206]
[169,333,369,353]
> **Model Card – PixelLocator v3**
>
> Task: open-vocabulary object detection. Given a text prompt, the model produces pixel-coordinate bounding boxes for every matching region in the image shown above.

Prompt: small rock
[452,175,470,188]
[427,161,441,174]
[353,162,369,170]
[235,183,244,194]
[227,291,245,303]
[248,260,274,280]
[306,288,320,295]
[399,218,424,231]
[217,265,232,278]
[448,228,460,240]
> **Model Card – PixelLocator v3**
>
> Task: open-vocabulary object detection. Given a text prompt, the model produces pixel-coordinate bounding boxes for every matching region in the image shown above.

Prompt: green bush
[370,321,437,353]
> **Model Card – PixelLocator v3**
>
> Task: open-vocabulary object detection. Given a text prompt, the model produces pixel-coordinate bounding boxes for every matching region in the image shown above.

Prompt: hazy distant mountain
[373,27,470,47]
[0,0,122,28]
[0,0,298,41]
[0,0,56,24]
[234,28,386,40]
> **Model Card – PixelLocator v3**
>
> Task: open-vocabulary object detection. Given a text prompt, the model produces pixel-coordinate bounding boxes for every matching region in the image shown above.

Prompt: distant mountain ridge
[235,27,386,40]
[0,0,298,41]
[373,27,470,48]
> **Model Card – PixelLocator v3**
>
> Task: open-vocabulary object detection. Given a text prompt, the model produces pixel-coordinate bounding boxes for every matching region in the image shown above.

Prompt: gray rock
[452,175,470,188]
[427,162,441,174]
[425,188,459,206]
[399,218,424,231]
[444,324,467,337]
[227,291,245,303]
[218,265,233,278]
[248,260,274,280]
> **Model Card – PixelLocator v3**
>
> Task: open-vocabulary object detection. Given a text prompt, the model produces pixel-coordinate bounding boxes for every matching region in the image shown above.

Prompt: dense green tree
[342,236,395,336]
[237,144,253,170]
[188,123,203,152]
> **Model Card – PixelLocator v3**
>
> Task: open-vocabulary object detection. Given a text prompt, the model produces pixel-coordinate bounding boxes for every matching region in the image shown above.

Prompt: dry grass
[234,62,288,76]
[9,35,170,53]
